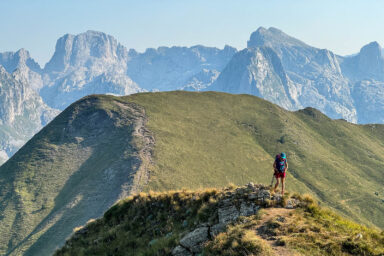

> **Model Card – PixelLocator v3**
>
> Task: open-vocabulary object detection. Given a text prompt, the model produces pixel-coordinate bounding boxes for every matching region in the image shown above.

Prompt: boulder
[210,223,227,238]
[172,245,193,256]
[239,202,256,217]
[218,205,239,224]
[286,199,300,209]
[258,189,271,201]
[179,227,209,253]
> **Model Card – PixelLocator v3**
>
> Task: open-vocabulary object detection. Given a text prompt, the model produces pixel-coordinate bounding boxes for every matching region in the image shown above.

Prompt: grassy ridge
[54,186,384,256]
[126,91,384,229]
[0,96,146,255]
[1,91,384,255]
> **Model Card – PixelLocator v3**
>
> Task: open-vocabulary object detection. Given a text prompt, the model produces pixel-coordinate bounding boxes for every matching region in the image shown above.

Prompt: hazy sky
[1,0,383,65]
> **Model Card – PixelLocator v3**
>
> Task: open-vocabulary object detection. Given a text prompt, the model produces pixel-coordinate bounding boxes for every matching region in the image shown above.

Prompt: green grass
[55,188,223,256]
[268,197,384,255]
[54,186,384,256]
[0,95,145,255]
[1,91,384,255]
[127,91,384,229]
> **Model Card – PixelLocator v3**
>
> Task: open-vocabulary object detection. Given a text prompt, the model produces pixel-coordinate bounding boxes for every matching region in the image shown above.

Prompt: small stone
[276,216,286,223]
[182,220,188,227]
[235,187,245,195]
[286,199,300,209]
[273,194,282,202]
[356,233,363,239]
[248,192,258,200]
[258,190,271,201]
[172,245,192,256]
[210,223,226,238]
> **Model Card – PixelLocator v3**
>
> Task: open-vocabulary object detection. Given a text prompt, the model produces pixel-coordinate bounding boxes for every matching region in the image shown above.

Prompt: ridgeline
[0,91,384,255]
[55,184,384,256]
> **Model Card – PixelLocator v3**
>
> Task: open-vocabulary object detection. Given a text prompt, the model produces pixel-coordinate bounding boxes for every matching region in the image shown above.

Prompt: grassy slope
[127,91,384,229]
[0,96,146,255]
[1,91,384,255]
[54,187,384,256]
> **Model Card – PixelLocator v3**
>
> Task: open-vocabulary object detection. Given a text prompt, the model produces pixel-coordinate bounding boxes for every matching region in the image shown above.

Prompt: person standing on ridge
[273,152,288,195]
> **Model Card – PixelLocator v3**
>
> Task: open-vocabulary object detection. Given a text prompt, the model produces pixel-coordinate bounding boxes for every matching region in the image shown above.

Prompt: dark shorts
[275,172,286,179]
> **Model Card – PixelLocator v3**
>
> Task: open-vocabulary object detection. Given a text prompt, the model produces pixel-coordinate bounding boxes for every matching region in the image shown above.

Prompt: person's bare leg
[274,177,280,192]
[281,177,285,195]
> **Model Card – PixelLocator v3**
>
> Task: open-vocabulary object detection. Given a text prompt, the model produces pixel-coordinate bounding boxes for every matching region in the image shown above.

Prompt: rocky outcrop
[171,183,301,255]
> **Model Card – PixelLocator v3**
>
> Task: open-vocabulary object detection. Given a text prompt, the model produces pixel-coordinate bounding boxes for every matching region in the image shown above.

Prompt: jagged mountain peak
[0,48,42,74]
[359,41,383,59]
[0,64,6,73]
[247,27,311,49]
[44,30,128,72]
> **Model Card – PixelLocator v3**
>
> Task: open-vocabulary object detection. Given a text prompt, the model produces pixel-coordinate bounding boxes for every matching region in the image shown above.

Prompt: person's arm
[273,161,277,172]
[285,161,288,172]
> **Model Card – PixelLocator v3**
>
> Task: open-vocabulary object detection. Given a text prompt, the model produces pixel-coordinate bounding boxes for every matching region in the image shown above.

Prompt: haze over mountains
[1,27,384,164]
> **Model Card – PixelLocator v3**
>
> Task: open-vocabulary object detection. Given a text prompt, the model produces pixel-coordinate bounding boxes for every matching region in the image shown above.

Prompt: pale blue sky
[1,0,383,65]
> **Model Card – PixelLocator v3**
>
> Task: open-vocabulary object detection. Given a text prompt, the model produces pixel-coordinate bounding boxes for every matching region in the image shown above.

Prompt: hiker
[273,152,288,195]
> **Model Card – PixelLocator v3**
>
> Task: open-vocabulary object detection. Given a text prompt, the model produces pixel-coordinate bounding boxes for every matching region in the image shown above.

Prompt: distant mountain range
[1,27,384,163]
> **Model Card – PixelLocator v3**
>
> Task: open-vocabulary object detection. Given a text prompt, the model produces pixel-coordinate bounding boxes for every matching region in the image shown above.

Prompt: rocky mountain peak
[0,48,41,74]
[356,41,384,80]
[44,30,128,73]
[359,41,383,60]
[247,27,310,49]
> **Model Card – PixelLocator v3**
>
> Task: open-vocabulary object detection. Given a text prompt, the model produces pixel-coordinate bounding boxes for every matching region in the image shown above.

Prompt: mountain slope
[1,92,384,255]
[212,27,356,123]
[0,95,154,255]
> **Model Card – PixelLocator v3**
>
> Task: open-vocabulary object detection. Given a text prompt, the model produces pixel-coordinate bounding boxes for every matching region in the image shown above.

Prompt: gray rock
[286,199,300,209]
[210,223,226,238]
[218,205,239,224]
[239,202,255,217]
[258,189,271,201]
[248,192,258,200]
[273,194,282,202]
[179,227,209,253]
[172,245,192,256]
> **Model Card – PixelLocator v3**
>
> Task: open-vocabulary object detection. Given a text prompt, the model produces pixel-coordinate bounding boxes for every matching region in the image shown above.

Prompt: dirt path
[255,208,297,256]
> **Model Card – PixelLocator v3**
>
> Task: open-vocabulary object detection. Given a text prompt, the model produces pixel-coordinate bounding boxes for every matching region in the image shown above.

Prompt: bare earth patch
[255,208,299,256]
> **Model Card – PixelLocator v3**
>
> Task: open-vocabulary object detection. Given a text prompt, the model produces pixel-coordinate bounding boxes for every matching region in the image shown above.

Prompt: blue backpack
[275,155,287,173]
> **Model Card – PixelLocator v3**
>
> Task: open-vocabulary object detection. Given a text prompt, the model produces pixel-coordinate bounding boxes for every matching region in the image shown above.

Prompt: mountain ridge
[53,184,384,256]
[1,91,384,255]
